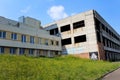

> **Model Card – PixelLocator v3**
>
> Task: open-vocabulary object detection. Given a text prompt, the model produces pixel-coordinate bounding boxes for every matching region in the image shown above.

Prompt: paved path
[102,68,120,80]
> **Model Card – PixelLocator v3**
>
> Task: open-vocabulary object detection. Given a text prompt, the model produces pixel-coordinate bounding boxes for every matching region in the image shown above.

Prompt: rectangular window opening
[30,36,34,44]
[0,47,4,53]
[73,20,85,29]
[62,38,72,46]
[29,49,34,55]
[11,33,17,40]
[97,31,101,42]
[60,24,70,32]
[50,28,59,36]
[10,48,16,54]
[74,35,86,43]
[21,35,26,42]
[0,31,6,39]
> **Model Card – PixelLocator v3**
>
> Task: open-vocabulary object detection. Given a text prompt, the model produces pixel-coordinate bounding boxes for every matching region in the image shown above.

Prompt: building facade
[44,10,120,61]
[0,16,61,57]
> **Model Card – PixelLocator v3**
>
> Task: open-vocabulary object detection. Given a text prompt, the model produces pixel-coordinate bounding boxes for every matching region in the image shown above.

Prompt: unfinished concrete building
[44,10,120,61]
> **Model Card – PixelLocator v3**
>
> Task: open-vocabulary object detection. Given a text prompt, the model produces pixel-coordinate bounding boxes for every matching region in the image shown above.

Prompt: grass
[0,54,120,80]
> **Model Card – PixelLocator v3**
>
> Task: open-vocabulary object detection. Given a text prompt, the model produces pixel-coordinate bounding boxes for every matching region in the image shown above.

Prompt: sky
[0,0,120,34]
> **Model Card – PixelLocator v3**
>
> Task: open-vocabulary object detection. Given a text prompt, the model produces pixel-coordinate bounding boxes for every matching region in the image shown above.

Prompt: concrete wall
[44,10,120,60]
[44,10,99,59]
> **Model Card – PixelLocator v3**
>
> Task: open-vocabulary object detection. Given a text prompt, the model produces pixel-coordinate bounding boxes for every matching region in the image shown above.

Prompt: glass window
[10,48,16,54]
[21,35,26,42]
[39,38,41,44]
[29,49,34,55]
[0,47,4,54]
[19,48,25,55]
[30,36,34,44]
[0,31,6,39]
[11,33,17,40]
[45,39,48,45]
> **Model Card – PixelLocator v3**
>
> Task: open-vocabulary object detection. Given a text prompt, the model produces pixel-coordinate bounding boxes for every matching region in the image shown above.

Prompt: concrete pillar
[16,48,19,55]
[47,50,51,57]
[34,50,37,57]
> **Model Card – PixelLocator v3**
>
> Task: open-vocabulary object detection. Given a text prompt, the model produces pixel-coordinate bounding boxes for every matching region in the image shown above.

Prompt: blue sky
[0,0,120,34]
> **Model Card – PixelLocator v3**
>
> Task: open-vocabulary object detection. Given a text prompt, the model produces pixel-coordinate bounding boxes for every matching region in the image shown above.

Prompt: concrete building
[44,10,120,61]
[0,16,61,57]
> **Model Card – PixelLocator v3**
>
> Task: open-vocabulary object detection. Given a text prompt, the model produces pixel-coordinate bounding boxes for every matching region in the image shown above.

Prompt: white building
[0,16,62,57]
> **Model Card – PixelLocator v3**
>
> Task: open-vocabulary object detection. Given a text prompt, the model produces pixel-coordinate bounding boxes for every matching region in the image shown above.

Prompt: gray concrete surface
[102,68,120,80]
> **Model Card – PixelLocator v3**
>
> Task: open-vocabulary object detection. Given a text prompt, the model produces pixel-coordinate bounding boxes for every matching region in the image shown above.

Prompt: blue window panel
[45,40,48,45]
[14,34,17,40]
[10,48,16,54]
[30,36,34,44]
[29,49,34,55]
[19,48,25,55]
[0,47,4,54]
[11,33,17,40]
[0,31,6,38]
[0,32,2,38]
[21,35,26,42]
[3,32,6,38]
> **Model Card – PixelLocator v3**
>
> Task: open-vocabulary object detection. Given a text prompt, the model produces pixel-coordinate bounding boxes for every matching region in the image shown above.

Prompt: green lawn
[0,54,119,80]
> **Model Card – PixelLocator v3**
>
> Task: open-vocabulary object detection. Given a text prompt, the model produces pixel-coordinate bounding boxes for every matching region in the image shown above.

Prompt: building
[0,16,61,57]
[44,10,120,61]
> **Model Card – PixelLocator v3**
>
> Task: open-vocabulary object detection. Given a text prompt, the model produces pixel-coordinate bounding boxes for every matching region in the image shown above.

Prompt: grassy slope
[0,55,119,80]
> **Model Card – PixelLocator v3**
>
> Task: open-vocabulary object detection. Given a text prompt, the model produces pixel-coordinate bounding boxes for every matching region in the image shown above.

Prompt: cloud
[47,5,68,20]
[20,6,31,14]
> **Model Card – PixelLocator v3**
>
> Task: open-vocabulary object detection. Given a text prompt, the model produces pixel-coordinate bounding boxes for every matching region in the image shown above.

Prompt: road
[102,68,120,80]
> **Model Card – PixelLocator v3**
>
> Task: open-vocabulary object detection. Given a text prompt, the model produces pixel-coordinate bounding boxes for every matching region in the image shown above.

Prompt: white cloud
[47,5,68,20]
[20,6,31,14]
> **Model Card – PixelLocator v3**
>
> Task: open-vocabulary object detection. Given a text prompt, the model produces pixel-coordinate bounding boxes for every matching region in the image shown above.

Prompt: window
[95,18,101,31]
[29,49,34,55]
[0,47,4,54]
[45,39,48,45]
[74,35,86,43]
[19,48,25,55]
[96,32,101,42]
[11,33,17,40]
[50,28,59,35]
[10,48,16,54]
[21,35,26,42]
[51,40,54,45]
[60,24,70,32]
[62,38,72,46]
[0,31,6,39]
[102,24,105,31]
[39,38,41,44]
[73,20,85,29]
[106,27,109,33]
[102,36,106,46]
[30,36,34,44]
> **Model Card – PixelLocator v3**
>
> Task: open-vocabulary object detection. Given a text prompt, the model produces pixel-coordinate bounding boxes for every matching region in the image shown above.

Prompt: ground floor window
[0,47,4,54]
[10,48,16,54]
[19,48,25,55]
[29,49,34,55]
